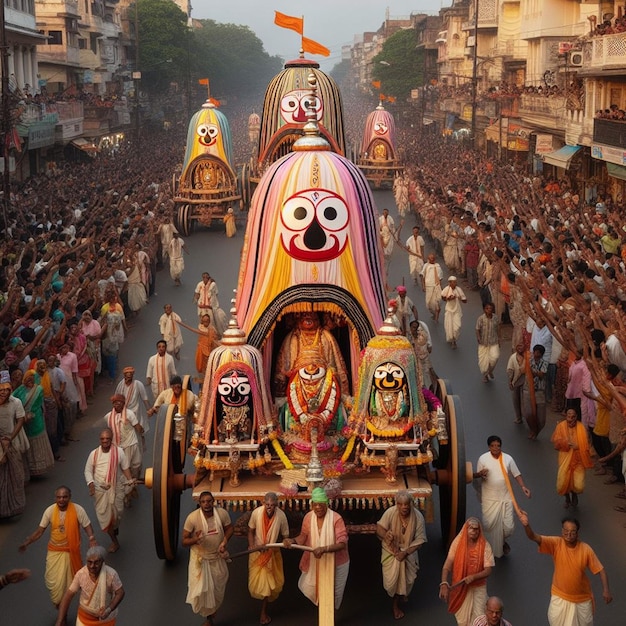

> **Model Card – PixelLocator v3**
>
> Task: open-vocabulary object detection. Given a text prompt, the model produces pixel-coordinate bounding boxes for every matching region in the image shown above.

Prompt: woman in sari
[78,309,101,396]
[13,370,54,477]
[126,249,148,314]
[68,323,89,413]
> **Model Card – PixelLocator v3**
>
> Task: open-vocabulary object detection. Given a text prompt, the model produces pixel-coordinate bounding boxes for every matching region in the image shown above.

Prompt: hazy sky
[192,1,443,69]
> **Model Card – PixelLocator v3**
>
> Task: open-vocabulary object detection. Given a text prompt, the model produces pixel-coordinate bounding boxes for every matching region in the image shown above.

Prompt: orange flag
[198,78,209,86]
[302,36,330,57]
[387,96,396,103]
[371,80,381,89]
[379,93,387,101]
[274,11,303,34]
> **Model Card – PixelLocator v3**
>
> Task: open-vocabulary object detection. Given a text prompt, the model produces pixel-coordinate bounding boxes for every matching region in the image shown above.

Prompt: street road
[1,189,625,625]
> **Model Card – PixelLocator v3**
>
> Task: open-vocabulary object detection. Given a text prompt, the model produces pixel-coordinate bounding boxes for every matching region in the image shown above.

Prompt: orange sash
[255,511,275,569]
[77,606,115,626]
[48,503,83,575]
[448,528,486,614]
[497,454,522,518]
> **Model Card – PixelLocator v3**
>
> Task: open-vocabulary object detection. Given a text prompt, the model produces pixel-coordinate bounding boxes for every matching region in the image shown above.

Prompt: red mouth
[285,234,346,261]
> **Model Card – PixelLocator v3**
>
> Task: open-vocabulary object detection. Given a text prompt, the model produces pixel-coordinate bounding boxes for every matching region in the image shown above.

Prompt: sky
[192,1,443,70]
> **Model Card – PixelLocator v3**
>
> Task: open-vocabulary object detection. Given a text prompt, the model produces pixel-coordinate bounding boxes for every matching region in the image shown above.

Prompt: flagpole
[301,15,304,51]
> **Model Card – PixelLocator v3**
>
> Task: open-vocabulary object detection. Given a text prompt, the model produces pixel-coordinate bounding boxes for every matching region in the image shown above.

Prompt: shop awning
[543,145,581,169]
[607,162,626,181]
[71,138,99,153]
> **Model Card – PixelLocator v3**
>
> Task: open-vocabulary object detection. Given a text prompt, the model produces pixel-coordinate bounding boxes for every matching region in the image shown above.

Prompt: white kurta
[159,312,184,355]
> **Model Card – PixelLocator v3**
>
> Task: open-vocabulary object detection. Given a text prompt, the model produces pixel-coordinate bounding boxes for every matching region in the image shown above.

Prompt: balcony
[50,101,84,121]
[585,34,626,71]
[593,118,626,150]
[461,0,498,31]
[488,40,527,61]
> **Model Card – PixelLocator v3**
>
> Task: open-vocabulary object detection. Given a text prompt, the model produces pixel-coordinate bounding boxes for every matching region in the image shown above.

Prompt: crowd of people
[1,75,624,625]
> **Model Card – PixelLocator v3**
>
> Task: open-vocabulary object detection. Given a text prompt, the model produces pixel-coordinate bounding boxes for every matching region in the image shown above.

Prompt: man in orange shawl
[551,408,593,508]
[248,492,290,625]
[439,518,495,626]
[19,486,97,606]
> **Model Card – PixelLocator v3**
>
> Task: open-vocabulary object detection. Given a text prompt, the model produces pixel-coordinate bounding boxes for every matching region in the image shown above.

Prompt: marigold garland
[366,420,413,438]
[271,438,294,470]
[341,435,357,463]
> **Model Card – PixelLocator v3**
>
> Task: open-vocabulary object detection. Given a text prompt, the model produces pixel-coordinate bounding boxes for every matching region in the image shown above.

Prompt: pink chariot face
[280,89,323,124]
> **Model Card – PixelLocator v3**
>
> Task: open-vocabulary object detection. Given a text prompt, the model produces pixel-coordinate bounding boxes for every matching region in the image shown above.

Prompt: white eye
[315,195,349,232]
[197,124,210,137]
[374,364,404,379]
[280,95,300,112]
[236,383,250,395]
[218,383,232,395]
[207,125,219,139]
[281,196,315,231]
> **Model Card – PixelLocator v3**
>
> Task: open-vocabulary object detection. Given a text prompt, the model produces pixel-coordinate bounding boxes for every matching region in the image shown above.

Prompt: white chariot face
[374,121,388,135]
[279,189,350,262]
[280,89,323,124]
[196,123,219,147]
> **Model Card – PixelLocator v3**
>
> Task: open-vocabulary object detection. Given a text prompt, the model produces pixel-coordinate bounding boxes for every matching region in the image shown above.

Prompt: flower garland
[270,434,294,470]
[422,387,442,411]
[366,419,413,438]
[341,435,357,463]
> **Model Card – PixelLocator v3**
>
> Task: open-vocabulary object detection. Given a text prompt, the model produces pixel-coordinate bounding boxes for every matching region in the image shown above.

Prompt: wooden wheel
[176,204,192,237]
[151,403,182,560]
[149,374,193,561]
[436,393,470,548]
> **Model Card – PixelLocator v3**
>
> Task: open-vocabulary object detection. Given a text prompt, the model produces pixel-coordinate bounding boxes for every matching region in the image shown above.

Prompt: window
[48,31,63,45]
[78,38,87,50]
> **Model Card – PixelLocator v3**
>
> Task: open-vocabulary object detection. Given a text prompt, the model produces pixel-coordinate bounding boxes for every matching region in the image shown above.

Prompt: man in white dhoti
[420,253,443,323]
[115,366,150,436]
[379,209,396,260]
[474,435,531,558]
[84,429,134,553]
[284,487,350,610]
[55,545,125,626]
[182,491,233,626]
[19,486,97,607]
[145,340,177,399]
[248,492,290,625]
[376,490,427,620]
[168,232,186,285]
[159,304,183,360]
[520,513,612,626]
[193,273,227,336]
[475,302,500,383]
[441,276,467,349]
[406,226,425,285]
[103,395,142,481]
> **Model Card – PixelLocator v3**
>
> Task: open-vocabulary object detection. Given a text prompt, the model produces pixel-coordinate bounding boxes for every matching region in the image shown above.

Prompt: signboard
[28,123,56,149]
[535,134,553,154]
[591,143,626,165]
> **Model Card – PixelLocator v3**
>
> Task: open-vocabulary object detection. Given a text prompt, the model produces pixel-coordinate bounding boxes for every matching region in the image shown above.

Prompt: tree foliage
[371,28,424,100]
[136,1,283,100]
[193,20,283,100]
[137,0,190,93]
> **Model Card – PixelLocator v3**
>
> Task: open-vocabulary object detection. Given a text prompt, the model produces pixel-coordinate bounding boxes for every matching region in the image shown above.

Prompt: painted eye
[236,383,250,395]
[316,195,349,232]
[281,196,315,231]
[197,124,210,137]
[206,125,219,139]
[218,383,233,395]
[281,96,300,112]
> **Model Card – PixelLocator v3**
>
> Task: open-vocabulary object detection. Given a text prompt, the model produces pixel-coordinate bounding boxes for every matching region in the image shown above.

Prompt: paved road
[1,190,625,625]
